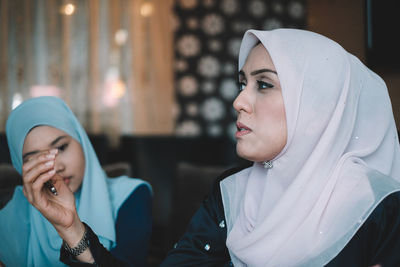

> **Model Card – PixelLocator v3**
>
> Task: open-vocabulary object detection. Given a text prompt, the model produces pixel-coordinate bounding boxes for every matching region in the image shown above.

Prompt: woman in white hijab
[161,29,400,266]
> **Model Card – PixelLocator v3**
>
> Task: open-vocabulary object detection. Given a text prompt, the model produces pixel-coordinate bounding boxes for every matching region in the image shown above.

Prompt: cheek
[258,93,285,116]
[78,152,85,177]
[256,102,286,132]
[256,100,287,151]
[71,144,85,178]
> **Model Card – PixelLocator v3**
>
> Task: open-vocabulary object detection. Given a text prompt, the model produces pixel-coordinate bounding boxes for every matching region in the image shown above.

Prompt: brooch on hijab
[262,160,273,169]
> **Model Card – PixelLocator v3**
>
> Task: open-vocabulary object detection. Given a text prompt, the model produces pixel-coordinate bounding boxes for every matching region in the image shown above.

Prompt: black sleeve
[161,167,246,267]
[368,191,400,266]
[60,222,127,267]
[326,191,400,267]
[60,184,152,267]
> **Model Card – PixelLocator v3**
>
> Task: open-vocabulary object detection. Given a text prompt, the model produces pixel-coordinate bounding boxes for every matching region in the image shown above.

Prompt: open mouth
[236,122,251,137]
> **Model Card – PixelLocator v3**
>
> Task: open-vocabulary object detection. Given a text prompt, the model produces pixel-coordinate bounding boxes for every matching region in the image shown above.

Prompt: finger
[23,157,55,202]
[23,183,33,203]
[23,158,55,185]
[22,149,57,204]
[30,168,56,206]
[22,150,57,177]
[22,160,55,201]
[22,150,52,170]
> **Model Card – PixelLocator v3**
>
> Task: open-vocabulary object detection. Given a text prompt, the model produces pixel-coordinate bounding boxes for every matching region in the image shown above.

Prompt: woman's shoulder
[106,176,151,218]
[380,190,400,206]
[208,163,252,206]
[0,186,30,213]
[362,190,400,249]
[367,190,400,225]
[329,191,400,266]
[214,163,253,187]
[107,176,151,195]
[204,163,253,211]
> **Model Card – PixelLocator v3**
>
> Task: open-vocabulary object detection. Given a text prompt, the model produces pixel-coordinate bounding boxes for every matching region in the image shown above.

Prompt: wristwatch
[62,225,90,257]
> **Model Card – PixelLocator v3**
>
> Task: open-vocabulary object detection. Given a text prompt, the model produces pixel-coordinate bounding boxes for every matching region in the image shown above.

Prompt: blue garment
[60,184,153,266]
[0,96,151,266]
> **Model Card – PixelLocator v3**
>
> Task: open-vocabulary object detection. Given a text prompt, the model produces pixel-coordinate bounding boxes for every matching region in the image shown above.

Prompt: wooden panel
[307,0,365,62]
[307,0,400,129]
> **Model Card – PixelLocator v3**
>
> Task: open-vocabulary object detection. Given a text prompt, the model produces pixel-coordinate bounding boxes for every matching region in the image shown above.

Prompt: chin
[68,183,78,193]
[236,145,272,163]
[236,146,255,162]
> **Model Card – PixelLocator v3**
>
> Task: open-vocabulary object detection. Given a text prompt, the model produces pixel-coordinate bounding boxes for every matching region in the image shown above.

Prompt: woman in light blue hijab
[0,96,152,266]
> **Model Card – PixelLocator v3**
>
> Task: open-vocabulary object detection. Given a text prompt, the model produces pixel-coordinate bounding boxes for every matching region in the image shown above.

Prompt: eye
[57,143,69,152]
[238,81,246,91]
[257,80,274,90]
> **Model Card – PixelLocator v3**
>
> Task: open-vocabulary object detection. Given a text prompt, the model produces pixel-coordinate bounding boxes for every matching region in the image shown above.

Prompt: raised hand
[21,149,77,230]
[22,148,91,261]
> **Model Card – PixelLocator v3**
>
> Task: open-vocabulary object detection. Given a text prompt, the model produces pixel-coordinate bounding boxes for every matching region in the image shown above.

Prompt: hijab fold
[0,96,150,267]
[221,29,400,266]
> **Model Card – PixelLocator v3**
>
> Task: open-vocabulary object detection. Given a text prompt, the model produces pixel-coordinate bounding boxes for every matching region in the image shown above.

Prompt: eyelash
[238,80,274,91]
[57,143,69,152]
[257,80,274,89]
[238,82,246,91]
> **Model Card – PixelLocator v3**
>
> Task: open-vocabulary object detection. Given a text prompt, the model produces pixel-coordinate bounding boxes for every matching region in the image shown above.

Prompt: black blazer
[162,167,400,267]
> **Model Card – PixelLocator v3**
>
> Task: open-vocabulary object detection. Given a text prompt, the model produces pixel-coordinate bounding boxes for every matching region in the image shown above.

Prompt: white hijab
[220,29,400,266]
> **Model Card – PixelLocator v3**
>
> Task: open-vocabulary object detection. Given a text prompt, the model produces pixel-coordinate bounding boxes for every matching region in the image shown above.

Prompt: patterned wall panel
[173,0,306,139]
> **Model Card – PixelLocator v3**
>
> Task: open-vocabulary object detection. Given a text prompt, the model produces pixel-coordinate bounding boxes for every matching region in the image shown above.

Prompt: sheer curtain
[0,0,174,143]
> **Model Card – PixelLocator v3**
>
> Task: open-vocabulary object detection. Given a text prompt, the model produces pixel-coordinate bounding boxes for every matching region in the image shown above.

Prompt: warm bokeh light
[111,79,126,99]
[115,29,128,46]
[102,79,126,107]
[102,67,127,107]
[140,2,154,17]
[61,3,75,16]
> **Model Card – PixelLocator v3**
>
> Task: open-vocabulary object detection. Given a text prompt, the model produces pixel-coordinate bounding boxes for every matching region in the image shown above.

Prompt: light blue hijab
[0,96,150,266]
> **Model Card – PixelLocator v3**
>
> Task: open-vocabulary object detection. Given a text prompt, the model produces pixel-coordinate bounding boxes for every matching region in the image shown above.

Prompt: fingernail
[45,161,54,166]
[48,169,55,175]
[49,149,58,154]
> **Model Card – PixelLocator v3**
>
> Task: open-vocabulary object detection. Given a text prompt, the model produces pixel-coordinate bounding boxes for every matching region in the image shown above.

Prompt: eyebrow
[239,68,278,77]
[22,135,68,161]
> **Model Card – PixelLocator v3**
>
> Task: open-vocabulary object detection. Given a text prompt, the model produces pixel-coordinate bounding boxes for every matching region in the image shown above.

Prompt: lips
[236,122,252,137]
[62,176,72,185]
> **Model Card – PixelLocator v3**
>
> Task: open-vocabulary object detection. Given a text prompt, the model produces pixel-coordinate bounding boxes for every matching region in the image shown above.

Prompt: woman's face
[233,43,287,162]
[22,126,85,193]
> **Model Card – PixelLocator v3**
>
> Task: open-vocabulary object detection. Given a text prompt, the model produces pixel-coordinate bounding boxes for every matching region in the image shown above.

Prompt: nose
[54,156,65,175]
[233,88,251,114]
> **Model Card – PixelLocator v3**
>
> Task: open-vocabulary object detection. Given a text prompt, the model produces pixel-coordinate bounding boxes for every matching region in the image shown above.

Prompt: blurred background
[1,0,399,139]
[1,0,399,265]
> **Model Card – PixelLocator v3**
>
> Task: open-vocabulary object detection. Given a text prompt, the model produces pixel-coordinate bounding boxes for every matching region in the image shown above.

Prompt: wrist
[62,223,90,257]
[57,214,85,247]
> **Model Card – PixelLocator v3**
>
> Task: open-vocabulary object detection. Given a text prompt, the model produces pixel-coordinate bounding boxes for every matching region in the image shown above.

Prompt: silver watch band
[62,225,89,257]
